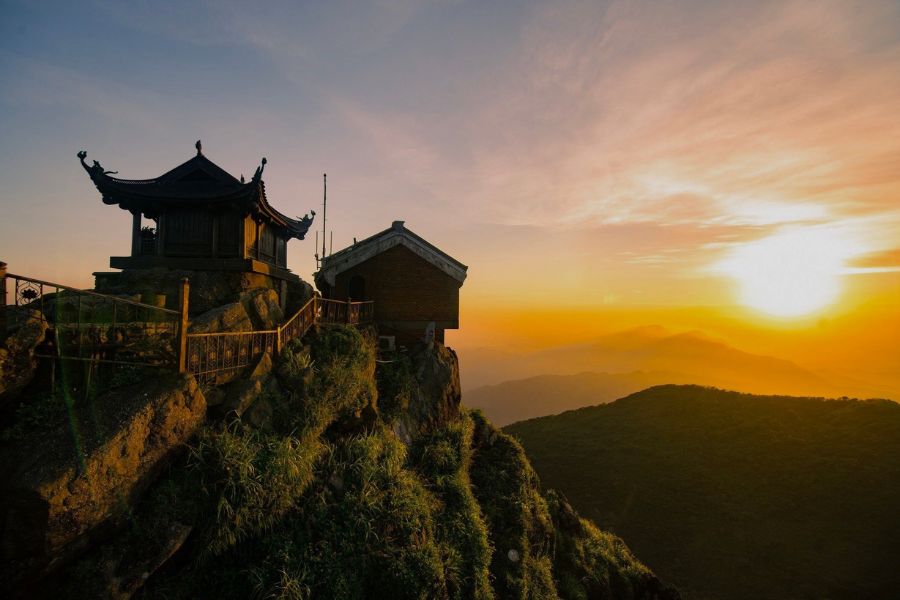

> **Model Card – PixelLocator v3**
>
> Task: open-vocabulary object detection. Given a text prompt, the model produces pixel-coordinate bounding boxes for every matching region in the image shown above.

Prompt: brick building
[315,221,467,346]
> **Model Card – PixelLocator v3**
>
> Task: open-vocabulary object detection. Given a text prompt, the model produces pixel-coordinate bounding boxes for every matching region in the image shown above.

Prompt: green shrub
[241,429,449,600]
[376,355,415,421]
[410,414,494,600]
[190,424,324,557]
[274,326,376,436]
[468,411,557,599]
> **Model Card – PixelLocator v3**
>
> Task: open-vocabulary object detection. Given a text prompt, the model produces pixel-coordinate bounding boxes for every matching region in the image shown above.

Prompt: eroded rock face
[213,353,274,421]
[0,312,49,406]
[240,288,284,330]
[392,342,462,440]
[188,300,253,334]
[0,374,205,580]
[188,288,285,335]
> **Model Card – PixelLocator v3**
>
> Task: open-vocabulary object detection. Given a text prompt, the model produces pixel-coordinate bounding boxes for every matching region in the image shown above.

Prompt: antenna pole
[322,173,327,260]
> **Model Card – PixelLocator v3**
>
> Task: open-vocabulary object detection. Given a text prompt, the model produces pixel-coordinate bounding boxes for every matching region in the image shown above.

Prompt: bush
[410,414,494,600]
[190,424,324,557]
[468,411,557,599]
[274,326,376,436]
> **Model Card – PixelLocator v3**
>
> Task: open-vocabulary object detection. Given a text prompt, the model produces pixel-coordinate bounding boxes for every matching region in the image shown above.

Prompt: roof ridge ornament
[253,157,267,181]
[195,140,203,156]
[77,150,118,180]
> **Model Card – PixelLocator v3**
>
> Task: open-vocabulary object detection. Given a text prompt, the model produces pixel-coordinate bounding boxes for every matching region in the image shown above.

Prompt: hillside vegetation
[2,325,678,599]
[506,385,900,600]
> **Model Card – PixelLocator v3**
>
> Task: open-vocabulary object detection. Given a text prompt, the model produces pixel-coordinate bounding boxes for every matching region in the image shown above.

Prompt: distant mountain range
[506,385,900,600]
[465,370,691,426]
[460,326,895,423]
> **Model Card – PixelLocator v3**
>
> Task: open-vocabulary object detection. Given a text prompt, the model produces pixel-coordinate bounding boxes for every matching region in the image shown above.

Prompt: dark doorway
[348,275,366,300]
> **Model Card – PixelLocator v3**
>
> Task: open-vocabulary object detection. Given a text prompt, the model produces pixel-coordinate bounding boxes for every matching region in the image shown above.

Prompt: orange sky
[1,1,898,394]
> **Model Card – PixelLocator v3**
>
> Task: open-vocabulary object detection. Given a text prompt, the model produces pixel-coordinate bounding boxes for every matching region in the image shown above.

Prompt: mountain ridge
[506,384,900,600]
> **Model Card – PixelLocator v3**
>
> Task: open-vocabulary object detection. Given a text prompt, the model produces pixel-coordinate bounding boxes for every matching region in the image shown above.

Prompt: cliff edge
[1,325,678,599]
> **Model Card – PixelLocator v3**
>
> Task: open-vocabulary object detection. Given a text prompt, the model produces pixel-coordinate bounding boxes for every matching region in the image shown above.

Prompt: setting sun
[718,228,856,318]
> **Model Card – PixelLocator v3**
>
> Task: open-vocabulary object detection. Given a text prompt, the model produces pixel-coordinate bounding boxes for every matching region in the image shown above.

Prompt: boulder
[188,288,285,335]
[213,353,273,421]
[240,288,284,330]
[0,311,49,406]
[0,374,206,581]
[245,394,274,431]
[188,301,252,334]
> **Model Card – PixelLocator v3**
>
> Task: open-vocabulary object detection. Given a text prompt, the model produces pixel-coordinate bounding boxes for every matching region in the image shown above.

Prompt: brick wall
[332,245,460,327]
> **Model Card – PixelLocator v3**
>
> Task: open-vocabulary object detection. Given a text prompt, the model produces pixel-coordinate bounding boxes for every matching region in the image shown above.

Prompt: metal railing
[184,296,374,383]
[185,329,278,383]
[1,262,182,367]
[1,261,375,383]
[319,298,374,325]
[278,295,318,350]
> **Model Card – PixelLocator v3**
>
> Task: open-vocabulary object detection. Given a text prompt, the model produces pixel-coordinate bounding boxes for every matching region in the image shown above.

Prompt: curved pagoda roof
[77,141,314,240]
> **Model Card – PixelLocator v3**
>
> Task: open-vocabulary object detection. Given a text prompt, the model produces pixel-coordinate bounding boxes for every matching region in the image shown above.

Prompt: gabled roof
[318,221,468,286]
[77,142,314,239]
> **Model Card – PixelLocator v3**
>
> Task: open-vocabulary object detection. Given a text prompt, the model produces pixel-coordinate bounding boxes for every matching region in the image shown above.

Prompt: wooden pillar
[156,214,166,256]
[255,220,261,261]
[131,211,141,256]
[211,214,219,257]
[0,261,7,334]
[177,277,190,373]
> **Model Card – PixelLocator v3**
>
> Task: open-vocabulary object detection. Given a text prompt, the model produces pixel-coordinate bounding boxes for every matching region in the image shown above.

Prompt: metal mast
[321,173,327,260]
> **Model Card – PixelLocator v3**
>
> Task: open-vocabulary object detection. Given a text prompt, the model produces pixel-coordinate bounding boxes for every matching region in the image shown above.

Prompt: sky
[1,0,898,385]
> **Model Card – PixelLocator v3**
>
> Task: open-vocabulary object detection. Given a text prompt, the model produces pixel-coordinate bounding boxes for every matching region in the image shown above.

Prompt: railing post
[347,297,352,324]
[276,324,283,355]
[177,277,190,373]
[0,261,7,334]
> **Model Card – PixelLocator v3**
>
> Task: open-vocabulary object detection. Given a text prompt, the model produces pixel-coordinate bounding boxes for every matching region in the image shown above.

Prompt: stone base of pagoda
[107,256,300,283]
[94,261,311,316]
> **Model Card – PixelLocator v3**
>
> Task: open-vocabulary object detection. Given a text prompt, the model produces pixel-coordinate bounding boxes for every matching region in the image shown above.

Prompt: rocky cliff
[1,322,678,599]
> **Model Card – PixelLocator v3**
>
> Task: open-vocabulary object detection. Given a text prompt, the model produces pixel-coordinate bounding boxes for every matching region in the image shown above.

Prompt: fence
[1,262,182,367]
[1,262,374,384]
[184,295,374,383]
[319,298,375,325]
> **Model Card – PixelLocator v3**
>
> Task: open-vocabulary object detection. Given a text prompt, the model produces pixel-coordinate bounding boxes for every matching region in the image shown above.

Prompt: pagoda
[79,141,315,312]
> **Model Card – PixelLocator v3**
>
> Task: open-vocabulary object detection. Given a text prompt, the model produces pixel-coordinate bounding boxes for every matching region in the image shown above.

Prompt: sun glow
[718,228,856,318]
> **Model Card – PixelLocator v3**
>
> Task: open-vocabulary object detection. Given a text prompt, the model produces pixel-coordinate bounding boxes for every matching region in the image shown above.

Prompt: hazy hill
[465,371,696,426]
[459,325,894,400]
[506,385,900,600]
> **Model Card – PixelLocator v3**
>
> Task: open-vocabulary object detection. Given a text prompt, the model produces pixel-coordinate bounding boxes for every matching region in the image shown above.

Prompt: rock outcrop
[0,374,205,587]
[0,312,49,408]
[383,341,462,445]
[2,324,679,599]
[188,287,284,335]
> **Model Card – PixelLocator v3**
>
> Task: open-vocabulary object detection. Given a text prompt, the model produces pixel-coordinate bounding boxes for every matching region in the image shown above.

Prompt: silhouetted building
[79,142,314,312]
[316,221,467,346]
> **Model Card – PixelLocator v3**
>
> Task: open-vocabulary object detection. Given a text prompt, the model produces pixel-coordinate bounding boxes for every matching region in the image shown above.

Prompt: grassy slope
[51,327,677,600]
[506,385,900,600]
